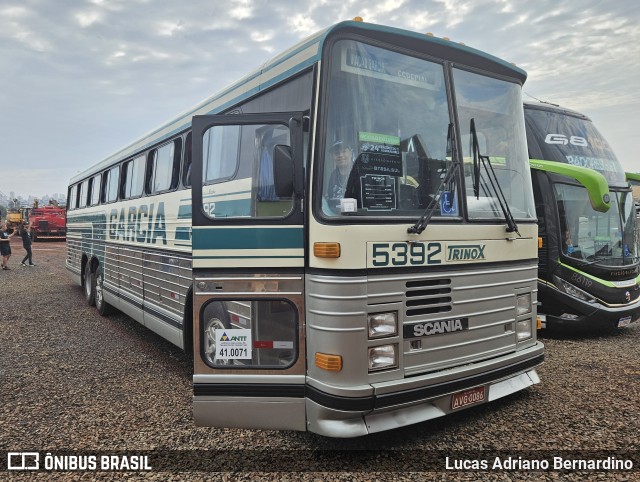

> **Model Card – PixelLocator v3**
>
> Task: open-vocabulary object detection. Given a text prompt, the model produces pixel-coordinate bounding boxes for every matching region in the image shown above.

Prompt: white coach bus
[67,19,544,437]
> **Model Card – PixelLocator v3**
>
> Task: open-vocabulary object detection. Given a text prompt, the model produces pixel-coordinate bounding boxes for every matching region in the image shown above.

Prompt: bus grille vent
[405,279,452,316]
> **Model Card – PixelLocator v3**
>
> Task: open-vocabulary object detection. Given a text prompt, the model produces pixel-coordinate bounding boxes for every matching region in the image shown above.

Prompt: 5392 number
[370,242,442,267]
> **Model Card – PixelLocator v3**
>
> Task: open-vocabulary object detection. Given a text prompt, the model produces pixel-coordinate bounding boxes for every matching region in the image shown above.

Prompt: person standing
[19,223,35,267]
[0,223,16,270]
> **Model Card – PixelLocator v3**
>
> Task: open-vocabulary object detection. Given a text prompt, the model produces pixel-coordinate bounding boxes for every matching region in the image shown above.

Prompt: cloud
[1,0,639,199]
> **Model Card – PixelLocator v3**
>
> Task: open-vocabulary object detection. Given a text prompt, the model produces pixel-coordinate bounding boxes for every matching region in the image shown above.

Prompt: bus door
[190,112,308,431]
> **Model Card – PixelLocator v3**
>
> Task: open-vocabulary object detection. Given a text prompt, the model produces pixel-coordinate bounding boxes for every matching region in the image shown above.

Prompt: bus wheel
[95,269,112,316]
[84,263,96,306]
[202,303,231,366]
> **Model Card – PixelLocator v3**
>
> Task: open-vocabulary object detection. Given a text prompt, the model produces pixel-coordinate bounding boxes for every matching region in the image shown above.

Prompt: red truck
[29,204,66,241]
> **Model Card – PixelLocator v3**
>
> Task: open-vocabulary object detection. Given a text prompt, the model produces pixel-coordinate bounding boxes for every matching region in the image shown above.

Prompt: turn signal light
[314,242,341,258]
[538,237,543,248]
[316,353,342,372]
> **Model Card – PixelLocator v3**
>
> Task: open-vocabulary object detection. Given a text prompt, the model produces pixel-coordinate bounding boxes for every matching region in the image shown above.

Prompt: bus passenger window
[123,155,146,198]
[105,166,119,203]
[68,184,78,210]
[78,179,89,208]
[182,133,192,188]
[150,139,181,194]
[90,174,101,206]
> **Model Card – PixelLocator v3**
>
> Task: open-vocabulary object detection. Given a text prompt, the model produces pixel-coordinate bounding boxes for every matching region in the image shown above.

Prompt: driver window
[201,123,293,219]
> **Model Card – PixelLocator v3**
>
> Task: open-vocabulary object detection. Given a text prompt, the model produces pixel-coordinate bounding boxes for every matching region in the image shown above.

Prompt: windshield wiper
[408,123,459,234]
[470,118,520,236]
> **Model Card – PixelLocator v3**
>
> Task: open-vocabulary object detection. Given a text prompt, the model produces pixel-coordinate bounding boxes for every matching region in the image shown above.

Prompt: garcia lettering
[109,202,166,245]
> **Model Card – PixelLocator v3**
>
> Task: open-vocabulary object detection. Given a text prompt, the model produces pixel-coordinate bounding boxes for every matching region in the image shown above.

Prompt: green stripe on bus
[559,262,617,288]
[192,227,303,250]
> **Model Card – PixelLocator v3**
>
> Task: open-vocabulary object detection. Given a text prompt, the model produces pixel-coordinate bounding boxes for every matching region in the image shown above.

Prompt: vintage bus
[525,101,640,331]
[67,20,544,437]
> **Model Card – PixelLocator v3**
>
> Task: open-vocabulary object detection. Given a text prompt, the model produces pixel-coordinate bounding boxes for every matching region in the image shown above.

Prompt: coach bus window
[182,132,192,188]
[150,139,181,194]
[89,174,101,206]
[255,124,292,217]
[78,180,89,208]
[202,123,293,219]
[100,171,109,203]
[68,185,78,210]
[201,299,297,368]
[123,155,146,198]
[105,166,120,203]
[204,125,239,183]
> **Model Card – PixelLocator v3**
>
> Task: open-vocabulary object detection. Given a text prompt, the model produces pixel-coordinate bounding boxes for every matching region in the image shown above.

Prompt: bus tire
[84,262,96,306]
[95,269,113,316]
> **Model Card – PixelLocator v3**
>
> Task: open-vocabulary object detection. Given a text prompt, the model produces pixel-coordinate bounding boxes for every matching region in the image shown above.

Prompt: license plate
[451,386,486,410]
[618,316,632,328]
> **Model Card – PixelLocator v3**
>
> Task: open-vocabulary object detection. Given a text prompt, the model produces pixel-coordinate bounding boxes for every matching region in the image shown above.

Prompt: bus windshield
[556,183,638,266]
[320,39,535,221]
[454,69,535,222]
[525,107,627,186]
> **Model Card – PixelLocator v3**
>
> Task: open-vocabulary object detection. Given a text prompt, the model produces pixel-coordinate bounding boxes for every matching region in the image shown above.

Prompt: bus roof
[524,100,591,122]
[71,20,527,185]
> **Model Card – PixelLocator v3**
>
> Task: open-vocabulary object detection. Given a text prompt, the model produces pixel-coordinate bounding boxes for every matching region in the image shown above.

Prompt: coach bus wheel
[95,270,112,316]
[202,303,231,366]
[84,263,96,306]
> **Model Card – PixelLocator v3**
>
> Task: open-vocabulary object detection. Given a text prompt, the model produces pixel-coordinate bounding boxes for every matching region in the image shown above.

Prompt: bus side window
[68,184,78,210]
[255,125,292,217]
[182,132,192,188]
[122,155,146,199]
[149,138,182,194]
[103,165,119,203]
[201,299,298,369]
[90,174,101,206]
[100,170,109,204]
[78,179,89,208]
[200,123,293,219]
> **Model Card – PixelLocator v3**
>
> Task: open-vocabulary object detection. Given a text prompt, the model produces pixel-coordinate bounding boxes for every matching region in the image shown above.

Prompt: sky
[1,0,639,199]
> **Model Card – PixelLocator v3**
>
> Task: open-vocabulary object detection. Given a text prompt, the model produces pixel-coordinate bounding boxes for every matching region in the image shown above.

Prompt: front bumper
[540,286,640,330]
[306,342,544,437]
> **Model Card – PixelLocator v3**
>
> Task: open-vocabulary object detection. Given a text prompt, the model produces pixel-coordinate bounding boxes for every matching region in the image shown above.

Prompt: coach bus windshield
[320,39,535,221]
[556,184,638,266]
[525,107,627,186]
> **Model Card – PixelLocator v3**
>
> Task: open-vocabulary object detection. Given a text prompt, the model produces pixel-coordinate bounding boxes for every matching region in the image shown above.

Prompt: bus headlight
[368,344,398,371]
[552,275,595,302]
[516,293,532,316]
[367,312,398,338]
[516,319,533,341]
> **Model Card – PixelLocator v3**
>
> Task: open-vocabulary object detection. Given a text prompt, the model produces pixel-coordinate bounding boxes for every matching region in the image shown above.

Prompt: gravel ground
[1,238,639,481]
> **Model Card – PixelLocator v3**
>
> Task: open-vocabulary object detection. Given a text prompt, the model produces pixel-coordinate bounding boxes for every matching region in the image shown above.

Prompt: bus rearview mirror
[273,144,294,198]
